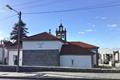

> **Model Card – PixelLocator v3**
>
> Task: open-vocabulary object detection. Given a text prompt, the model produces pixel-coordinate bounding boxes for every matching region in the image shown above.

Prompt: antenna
[60,19,62,24]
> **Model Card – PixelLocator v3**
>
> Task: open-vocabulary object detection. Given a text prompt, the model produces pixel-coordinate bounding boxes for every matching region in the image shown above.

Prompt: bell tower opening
[56,23,67,41]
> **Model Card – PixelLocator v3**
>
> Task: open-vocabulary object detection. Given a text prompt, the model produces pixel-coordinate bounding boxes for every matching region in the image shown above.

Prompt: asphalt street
[0,71,120,80]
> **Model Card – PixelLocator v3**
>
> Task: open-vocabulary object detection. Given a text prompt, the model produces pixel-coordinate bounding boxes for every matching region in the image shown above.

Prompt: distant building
[2,24,99,68]
[98,48,120,67]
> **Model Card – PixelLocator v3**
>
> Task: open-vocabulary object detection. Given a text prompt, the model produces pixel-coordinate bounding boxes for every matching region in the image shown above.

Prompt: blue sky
[0,0,120,48]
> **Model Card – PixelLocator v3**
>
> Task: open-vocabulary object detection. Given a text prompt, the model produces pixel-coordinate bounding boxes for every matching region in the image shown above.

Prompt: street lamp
[6,5,21,72]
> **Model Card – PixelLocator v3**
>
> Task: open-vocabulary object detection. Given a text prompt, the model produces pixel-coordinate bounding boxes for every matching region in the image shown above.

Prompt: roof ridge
[68,41,98,48]
[28,32,47,37]
[23,32,65,42]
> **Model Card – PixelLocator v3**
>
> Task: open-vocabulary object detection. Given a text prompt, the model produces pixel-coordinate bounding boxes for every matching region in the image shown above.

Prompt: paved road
[0,78,118,80]
[0,78,95,80]
[0,72,120,80]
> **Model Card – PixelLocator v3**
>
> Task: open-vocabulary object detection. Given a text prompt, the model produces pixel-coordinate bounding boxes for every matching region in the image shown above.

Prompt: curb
[0,76,119,80]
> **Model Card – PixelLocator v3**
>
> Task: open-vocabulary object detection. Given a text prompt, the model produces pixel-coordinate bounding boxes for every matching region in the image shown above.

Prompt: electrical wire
[1,0,120,21]
[13,0,120,10]
[16,0,67,10]
[23,3,120,14]
[11,0,40,7]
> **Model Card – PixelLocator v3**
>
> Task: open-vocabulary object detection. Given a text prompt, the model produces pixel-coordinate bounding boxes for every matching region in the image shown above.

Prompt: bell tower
[56,23,67,41]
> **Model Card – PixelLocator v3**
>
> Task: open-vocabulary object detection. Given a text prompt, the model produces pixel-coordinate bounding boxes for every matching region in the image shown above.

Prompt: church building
[2,24,99,68]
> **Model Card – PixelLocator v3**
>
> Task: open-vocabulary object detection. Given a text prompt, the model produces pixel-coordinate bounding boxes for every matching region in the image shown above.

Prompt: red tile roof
[69,42,98,49]
[60,42,98,55]
[23,32,64,42]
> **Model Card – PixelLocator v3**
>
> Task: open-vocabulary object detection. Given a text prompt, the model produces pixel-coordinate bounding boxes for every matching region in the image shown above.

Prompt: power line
[11,0,40,7]
[16,0,67,10]
[97,0,120,5]
[12,0,120,10]
[23,3,120,14]
[1,1,120,21]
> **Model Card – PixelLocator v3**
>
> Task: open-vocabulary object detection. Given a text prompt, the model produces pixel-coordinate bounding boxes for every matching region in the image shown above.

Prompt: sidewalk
[0,71,120,79]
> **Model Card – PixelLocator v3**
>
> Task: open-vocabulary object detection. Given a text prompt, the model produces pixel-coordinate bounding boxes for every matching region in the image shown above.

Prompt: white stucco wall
[8,49,22,66]
[93,54,96,65]
[60,55,92,68]
[23,41,63,51]
[0,48,3,63]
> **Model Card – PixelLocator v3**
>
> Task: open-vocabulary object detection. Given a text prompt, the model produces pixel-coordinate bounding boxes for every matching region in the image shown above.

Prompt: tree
[10,19,28,44]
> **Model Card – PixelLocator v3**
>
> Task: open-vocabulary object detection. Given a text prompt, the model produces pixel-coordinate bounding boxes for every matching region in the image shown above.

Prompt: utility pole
[6,5,21,72]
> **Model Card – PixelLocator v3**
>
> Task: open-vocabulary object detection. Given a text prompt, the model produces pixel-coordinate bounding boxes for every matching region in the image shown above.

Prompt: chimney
[49,29,51,34]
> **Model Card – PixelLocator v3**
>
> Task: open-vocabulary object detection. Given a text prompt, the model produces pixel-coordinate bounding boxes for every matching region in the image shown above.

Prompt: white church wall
[93,54,97,65]
[8,49,22,66]
[60,55,92,68]
[0,48,3,63]
[23,41,63,52]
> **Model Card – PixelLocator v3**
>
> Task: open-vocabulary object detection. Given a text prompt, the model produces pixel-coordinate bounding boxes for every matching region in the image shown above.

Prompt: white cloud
[78,32,85,34]
[86,23,96,28]
[91,24,96,28]
[85,29,96,32]
[78,28,96,35]
[107,24,118,28]
[101,17,107,20]
[79,23,96,35]
[95,16,107,20]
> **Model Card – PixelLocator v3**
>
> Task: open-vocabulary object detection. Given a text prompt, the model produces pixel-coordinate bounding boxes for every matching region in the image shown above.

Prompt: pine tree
[10,20,28,44]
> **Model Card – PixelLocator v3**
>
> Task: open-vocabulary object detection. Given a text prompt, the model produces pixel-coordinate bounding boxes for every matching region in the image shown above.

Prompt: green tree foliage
[10,20,28,44]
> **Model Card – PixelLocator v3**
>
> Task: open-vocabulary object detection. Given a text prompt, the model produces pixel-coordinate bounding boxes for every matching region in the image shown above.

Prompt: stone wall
[22,50,59,66]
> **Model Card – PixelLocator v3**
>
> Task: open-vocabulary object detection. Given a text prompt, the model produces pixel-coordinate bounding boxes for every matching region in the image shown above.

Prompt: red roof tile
[60,42,98,55]
[23,32,64,42]
[69,42,98,49]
